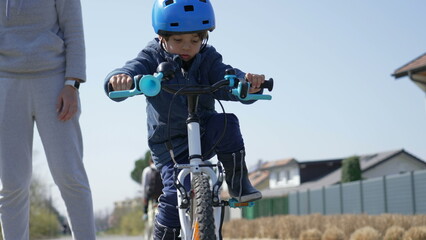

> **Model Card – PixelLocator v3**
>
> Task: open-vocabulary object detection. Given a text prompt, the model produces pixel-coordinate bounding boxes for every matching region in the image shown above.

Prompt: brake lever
[224,74,273,101]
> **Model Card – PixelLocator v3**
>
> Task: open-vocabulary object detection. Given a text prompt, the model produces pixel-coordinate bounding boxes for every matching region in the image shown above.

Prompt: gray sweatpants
[0,74,96,240]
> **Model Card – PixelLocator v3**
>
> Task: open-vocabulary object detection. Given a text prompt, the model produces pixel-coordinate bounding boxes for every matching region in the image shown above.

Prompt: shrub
[300,228,322,240]
[383,225,405,240]
[322,226,345,240]
[119,209,144,236]
[403,226,426,240]
[341,156,361,183]
[222,214,426,239]
[29,207,61,239]
[106,200,145,235]
[349,226,381,240]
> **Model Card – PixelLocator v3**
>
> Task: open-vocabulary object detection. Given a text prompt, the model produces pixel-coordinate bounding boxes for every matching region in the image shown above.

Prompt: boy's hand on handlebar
[109,74,133,91]
[245,73,265,93]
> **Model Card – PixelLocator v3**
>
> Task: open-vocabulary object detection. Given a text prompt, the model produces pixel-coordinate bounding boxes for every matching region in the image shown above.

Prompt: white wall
[269,164,300,188]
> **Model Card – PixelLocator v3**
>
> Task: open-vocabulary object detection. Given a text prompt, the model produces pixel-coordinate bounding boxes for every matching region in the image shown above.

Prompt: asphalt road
[50,236,143,240]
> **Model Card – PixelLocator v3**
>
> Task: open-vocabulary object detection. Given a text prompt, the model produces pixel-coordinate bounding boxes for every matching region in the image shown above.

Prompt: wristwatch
[65,80,80,90]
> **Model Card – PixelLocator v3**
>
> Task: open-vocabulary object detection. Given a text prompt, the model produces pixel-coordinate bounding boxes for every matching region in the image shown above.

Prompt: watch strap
[65,80,80,90]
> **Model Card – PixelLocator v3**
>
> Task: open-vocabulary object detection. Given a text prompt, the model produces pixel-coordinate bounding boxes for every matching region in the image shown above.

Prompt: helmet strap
[200,35,209,52]
[159,36,209,53]
[159,39,167,52]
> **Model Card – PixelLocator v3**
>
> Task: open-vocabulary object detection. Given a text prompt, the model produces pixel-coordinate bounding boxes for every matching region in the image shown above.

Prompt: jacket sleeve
[56,0,86,81]
[204,47,257,104]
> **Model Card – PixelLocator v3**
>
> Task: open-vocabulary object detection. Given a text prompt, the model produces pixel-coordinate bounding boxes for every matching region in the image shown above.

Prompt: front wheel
[191,174,216,240]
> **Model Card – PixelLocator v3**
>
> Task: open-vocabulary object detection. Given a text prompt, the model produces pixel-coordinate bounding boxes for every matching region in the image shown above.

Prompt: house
[221,157,338,199]
[392,52,426,94]
[249,149,426,198]
[248,157,342,191]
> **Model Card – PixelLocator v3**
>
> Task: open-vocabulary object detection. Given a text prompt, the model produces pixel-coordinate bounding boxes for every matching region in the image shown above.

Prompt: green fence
[242,196,289,219]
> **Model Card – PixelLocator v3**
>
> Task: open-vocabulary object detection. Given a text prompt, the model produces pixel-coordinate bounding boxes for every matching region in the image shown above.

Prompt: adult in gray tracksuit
[0,0,96,239]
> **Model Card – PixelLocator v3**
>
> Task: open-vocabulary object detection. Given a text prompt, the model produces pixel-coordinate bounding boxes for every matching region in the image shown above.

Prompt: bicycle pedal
[228,198,255,208]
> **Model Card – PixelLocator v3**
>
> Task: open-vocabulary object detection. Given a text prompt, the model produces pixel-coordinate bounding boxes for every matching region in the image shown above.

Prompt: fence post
[339,183,343,214]
[322,186,326,215]
[383,175,388,213]
[411,171,416,214]
[296,190,300,215]
[360,179,364,213]
[307,189,311,214]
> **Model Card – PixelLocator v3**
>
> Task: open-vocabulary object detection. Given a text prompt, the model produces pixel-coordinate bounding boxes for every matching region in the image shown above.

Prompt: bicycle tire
[191,174,216,240]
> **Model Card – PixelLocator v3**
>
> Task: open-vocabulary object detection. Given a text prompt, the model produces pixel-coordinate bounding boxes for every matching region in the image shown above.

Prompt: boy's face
[160,33,203,62]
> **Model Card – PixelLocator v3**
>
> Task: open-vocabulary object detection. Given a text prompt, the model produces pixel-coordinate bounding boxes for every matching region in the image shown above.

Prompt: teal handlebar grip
[139,73,163,97]
[109,73,163,99]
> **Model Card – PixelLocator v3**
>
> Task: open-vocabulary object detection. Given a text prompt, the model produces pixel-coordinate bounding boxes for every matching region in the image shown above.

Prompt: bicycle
[144,199,159,240]
[109,62,273,240]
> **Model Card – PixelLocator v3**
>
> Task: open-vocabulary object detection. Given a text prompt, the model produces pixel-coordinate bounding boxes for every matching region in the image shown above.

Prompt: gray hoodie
[0,0,86,81]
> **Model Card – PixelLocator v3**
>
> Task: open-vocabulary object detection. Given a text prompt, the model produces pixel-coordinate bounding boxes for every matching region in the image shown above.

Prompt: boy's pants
[156,113,244,228]
[0,75,96,240]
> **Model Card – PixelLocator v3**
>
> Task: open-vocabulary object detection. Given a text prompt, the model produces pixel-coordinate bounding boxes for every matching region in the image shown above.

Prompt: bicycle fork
[174,95,224,240]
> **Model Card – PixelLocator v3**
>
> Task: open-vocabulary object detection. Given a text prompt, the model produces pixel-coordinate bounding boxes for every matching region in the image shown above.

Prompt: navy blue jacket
[104,38,255,168]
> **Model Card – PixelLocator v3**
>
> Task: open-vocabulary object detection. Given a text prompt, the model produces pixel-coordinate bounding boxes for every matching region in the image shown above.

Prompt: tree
[341,155,362,183]
[130,150,151,184]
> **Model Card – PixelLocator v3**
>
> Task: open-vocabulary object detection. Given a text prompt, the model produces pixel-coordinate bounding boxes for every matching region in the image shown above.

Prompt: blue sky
[33,0,426,215]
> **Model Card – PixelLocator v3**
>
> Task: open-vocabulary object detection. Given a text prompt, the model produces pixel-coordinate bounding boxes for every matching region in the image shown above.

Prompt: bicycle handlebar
[109,62,273,100]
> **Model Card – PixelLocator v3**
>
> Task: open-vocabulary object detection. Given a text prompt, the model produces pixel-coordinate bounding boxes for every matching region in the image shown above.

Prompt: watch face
[74,81,80,89]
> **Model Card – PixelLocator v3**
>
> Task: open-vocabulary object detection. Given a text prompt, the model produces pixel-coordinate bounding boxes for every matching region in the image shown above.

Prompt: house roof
[260,149,426,198]
[249,170,270,187]
[259,158,295,170]
[392,52,426,79]
[298,158,343,165]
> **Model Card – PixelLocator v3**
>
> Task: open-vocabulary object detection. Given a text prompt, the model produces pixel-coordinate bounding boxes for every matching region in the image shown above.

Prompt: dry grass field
[222,214,426,240]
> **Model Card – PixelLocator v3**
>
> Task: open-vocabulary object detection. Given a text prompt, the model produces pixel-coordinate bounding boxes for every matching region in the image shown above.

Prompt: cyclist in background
[104,0,265,238]
[141,158,163,239]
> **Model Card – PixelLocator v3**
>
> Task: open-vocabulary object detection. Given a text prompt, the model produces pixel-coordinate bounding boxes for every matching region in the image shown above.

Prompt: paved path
[50,236,143,240]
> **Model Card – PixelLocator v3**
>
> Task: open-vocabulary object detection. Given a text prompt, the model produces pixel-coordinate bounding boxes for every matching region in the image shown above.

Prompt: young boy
[104,0,265,238]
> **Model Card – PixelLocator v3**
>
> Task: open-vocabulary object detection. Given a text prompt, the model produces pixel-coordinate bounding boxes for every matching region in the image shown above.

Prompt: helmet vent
[184,5,194,12]
[170,22,179,27]
[202,20,209,25]
[199,0,207,2]
[165,0,174,6]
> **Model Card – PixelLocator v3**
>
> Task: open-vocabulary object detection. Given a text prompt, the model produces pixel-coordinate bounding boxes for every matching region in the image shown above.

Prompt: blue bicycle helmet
[152,0,215,35]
